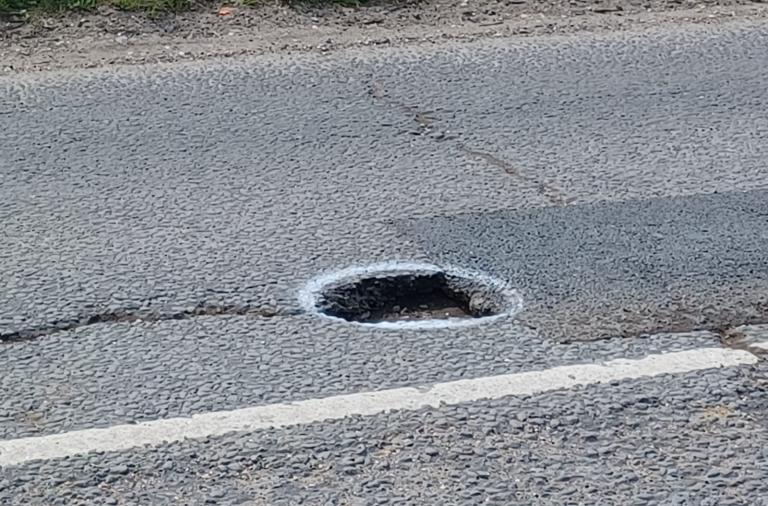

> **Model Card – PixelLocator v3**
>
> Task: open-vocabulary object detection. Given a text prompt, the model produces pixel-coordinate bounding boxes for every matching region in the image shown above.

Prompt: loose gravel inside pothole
[313,268,512,324]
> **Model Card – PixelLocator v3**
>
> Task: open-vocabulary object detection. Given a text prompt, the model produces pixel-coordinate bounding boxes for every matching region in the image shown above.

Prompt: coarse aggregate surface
[3,364,768,505]
[2,22,768,505]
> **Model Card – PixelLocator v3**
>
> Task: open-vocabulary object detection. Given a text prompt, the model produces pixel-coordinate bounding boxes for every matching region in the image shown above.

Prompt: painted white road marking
[0,346,760,467]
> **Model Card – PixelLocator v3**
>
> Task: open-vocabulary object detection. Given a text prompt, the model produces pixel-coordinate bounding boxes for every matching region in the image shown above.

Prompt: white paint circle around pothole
[298,261,523,329]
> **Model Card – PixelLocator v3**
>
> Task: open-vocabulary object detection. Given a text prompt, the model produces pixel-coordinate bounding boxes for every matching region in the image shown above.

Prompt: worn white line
[0,346,759,467]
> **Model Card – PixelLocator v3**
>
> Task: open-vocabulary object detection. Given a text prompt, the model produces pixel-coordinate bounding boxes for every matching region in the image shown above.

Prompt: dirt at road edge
[2,0,768,73]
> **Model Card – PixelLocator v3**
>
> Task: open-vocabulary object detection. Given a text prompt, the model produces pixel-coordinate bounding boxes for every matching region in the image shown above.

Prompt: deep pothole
[300,262,521,328]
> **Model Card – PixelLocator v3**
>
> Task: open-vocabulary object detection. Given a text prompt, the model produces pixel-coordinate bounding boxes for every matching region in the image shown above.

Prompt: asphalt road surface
[2,22,768,505]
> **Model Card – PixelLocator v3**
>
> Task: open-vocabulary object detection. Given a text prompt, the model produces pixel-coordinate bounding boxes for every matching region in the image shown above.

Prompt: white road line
[0,346,759,467]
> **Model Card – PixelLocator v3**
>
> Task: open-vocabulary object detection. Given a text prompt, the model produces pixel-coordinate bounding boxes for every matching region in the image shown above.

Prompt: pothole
[299,261,522,328]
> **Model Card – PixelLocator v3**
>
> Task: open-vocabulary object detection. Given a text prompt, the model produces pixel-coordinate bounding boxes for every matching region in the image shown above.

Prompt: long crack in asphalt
[0,303,301,344]
[368,78,572,207]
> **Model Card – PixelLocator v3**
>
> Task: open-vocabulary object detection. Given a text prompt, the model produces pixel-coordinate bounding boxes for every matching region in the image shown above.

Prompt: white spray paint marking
[0,346,758,467]
[298,260,523,329]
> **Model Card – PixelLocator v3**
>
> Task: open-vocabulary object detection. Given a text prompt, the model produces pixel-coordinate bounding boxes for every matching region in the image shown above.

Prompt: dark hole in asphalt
[316,272,503,323]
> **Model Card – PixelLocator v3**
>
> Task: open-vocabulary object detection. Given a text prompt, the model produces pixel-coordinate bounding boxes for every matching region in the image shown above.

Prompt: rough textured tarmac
[0,319,720,439]
[3,363,768,505]
[2,22,768,505]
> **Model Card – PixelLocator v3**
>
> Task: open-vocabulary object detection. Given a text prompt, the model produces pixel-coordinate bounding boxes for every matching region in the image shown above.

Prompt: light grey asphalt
[4,365,768,505]
[0,317,721,439]
[2,23,768,505]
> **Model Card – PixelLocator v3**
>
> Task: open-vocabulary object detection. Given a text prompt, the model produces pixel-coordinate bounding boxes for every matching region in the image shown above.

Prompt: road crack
[460,147,571,206]
[369,79,572,206]
[0,303,302,344]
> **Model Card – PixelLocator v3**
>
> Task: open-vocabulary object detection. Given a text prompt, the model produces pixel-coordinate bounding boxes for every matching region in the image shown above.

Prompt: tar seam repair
[297,261,524,329]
